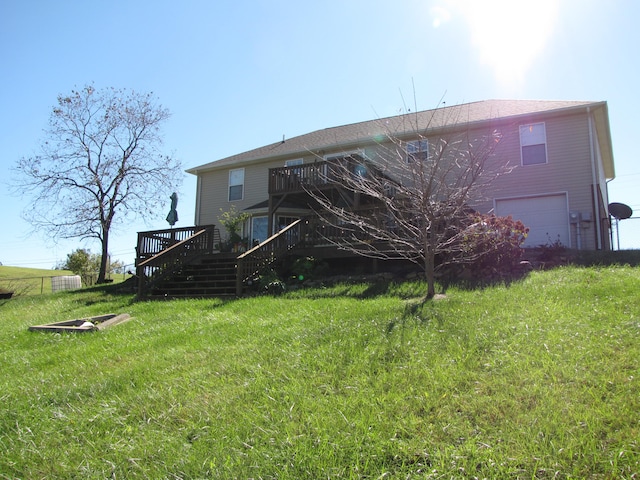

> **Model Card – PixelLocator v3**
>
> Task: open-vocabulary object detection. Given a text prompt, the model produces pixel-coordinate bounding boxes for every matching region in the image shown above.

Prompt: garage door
[495,194,570,248]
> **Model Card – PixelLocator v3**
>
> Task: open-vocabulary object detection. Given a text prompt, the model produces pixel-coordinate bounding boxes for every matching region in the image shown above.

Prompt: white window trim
[285,158,304,167]
[405,139,429,163]
[251,215,268,246]
[519,122,548,166]
[323,149,365,161]
[228,168,245,201]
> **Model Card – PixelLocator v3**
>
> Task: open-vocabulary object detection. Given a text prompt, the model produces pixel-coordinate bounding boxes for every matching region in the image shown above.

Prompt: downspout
[194,174,202,225]
[606,178,615,249]
[587,107,603,249]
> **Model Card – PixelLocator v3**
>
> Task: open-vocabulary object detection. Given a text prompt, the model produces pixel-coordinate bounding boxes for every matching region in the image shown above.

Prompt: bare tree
[13,85,182,283]
[305,108,514,299]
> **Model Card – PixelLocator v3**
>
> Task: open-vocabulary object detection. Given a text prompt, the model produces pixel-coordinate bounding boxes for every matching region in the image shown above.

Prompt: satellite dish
[608,202,633,220]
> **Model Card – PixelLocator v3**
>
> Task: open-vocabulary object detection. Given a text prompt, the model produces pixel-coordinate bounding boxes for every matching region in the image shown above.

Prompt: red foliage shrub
[440,213,529,283]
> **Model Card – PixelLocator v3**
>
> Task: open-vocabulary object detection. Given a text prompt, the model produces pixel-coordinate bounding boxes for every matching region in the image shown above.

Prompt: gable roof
[187,99,614,178]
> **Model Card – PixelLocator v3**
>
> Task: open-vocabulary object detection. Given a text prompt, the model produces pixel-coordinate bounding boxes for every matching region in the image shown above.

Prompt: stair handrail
[137,225,220,297]
[236,219,304,295]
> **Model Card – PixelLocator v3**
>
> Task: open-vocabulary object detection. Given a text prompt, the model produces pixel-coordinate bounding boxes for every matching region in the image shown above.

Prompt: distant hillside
[0,266,74,295]
[0,265,72,279]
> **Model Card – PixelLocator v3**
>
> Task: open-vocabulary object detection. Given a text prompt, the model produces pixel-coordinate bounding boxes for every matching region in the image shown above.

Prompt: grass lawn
[0,266,638,478]
[0,266,74,296]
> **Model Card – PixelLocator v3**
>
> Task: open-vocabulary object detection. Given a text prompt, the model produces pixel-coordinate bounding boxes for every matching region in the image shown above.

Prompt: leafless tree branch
[302,106,515,298]
[12,84,182,282]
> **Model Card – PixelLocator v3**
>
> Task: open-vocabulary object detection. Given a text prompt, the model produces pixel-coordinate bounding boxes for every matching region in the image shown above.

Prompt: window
[228,168,244,201]
[285,158,304,181]
[406,139,429,163]
[251,216,268,245]
[520,123,547,165]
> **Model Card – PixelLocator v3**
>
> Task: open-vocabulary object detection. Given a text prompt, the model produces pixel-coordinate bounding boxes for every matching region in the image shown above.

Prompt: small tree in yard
[59,248,125,286]
[59,248,101,286]
[13,85,182,283]
[305,108,522,299]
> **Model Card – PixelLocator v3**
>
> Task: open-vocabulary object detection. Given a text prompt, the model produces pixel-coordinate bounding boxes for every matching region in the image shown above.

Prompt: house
[186,99,614,250]
[137,99,615,297]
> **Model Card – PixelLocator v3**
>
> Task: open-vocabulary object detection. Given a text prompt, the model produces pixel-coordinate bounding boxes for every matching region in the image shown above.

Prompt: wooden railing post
[235,257,244,297]
[136,267,146,298]
[207,226,214,253]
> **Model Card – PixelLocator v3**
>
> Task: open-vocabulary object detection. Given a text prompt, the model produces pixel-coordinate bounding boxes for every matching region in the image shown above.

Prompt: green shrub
[288,256,328,282]
[257,268,286,294]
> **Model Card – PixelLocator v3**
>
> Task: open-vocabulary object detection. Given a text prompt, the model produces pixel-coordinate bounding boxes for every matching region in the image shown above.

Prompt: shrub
[536,234,566,261]
[218,206,250,251]
[257,269,286,294]
[441,213,529,283]
[288,256,328,282]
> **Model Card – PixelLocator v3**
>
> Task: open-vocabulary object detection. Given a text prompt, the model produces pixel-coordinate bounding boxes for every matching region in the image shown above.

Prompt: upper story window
[228,168,244,201]
[519,123,547,165]
[406,139,429,163]
[325,150,364,163]
[284,158,304,177]
[285,158,303,167]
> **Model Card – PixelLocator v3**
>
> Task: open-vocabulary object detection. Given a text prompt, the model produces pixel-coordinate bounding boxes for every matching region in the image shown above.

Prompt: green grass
[0,266,639,478]
[0,266,74,296]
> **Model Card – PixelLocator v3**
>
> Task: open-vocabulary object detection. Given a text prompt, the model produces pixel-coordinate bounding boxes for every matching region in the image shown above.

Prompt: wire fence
[0,276,68,297]
[0,272,131,297]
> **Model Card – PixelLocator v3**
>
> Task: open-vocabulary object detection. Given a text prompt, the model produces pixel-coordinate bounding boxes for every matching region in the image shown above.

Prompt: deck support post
[235,257,244,297]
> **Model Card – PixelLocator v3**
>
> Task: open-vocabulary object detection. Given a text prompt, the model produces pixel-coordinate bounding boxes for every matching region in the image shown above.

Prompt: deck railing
[234,216,374,295]
[299,217,359,246]
[268,158,368,195]
[236,219,303,295]
[136,225,219,264]
[136,225,221,297]
[135,216,371,297]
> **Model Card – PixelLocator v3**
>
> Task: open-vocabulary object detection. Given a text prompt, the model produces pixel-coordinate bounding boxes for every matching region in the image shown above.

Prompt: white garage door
[495,194,570,248]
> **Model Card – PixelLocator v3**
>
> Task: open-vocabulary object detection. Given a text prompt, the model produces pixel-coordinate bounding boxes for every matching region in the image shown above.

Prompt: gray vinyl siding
[194,109,607,250]
[196,155,319,225]
[196,169,229,225]
[480,112,598,249]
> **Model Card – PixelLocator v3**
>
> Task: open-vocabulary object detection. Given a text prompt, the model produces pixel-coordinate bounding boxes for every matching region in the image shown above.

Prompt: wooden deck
[268,157,367,195]
[136,225,219,264]
[134,218,376,298]
[136,154,388,299]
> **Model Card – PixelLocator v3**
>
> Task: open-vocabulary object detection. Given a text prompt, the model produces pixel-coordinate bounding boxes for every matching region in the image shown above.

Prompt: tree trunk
[424,253,436,299]
[97,228,109,284]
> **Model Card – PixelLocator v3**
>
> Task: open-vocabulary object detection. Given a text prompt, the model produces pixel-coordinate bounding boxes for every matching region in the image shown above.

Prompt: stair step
[152,256,238,297]
[152,283,236,293]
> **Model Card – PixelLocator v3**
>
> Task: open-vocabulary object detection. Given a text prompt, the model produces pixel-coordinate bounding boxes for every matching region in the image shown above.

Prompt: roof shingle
[187,99,604,173]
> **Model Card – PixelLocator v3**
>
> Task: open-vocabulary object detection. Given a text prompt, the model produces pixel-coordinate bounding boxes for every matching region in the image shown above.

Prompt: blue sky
[1,0,639,269]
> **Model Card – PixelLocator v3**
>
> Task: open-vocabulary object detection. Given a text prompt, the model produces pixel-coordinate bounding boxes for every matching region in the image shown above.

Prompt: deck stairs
[147,254,237,298]
[137,218,347,298]
[137,220,306,298]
